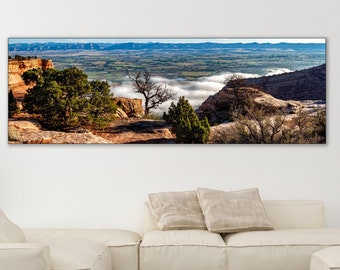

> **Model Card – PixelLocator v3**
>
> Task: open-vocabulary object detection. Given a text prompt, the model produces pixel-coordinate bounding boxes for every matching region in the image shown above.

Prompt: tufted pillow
[197,188,273,233]
[0,210,25,243]
[148,191,206,230]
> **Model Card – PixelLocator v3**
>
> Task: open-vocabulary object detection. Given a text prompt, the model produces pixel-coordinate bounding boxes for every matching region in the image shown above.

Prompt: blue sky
[8,38,326,44]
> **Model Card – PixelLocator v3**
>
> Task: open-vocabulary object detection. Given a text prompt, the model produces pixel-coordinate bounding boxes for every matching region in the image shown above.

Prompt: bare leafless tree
[225,74,246,110]
[130,71,175,116]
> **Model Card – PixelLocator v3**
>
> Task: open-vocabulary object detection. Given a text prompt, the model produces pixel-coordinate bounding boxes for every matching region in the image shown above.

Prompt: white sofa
[310,246,340,270]
[140,200,340,270]
[0,210,142,270]
[2,199,340,270]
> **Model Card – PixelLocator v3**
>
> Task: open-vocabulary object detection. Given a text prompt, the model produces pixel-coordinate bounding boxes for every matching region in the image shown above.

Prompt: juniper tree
[164,96,210,144]
[22,67,116,130]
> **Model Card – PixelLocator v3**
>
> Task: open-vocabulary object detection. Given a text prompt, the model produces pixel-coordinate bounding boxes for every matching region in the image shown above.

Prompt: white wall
[1,0,339,234]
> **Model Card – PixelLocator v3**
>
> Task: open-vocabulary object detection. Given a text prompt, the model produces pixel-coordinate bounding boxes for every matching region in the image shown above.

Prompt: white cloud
[265,68,291,76]
[111,72,260,116]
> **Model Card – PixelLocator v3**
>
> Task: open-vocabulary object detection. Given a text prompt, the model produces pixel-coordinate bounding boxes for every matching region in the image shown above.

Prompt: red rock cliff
[8,58,54,101]
[112,97,144,118]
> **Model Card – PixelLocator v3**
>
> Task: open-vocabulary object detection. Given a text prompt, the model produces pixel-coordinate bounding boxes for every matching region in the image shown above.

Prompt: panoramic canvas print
[8,38,326,144]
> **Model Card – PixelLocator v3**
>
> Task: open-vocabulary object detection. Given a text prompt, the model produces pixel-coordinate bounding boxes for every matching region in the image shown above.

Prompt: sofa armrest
[0,243,50,270]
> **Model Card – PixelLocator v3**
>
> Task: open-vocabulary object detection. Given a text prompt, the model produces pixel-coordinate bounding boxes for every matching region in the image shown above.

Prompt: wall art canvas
[8,38,326,144]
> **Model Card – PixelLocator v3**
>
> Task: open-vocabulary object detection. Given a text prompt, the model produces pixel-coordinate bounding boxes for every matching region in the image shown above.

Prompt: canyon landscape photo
[8,38,326,144]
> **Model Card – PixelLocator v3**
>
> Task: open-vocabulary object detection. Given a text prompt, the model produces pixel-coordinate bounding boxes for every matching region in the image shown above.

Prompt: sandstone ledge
[8,118,175,144]
[94,119,175,144]
[8,120,111,144]
[198,86,302,125]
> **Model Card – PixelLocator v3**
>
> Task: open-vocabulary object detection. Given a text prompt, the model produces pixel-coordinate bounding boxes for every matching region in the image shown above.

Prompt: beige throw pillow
[197,188,273,233]
[0,209,25,243]
[148,191,206,230]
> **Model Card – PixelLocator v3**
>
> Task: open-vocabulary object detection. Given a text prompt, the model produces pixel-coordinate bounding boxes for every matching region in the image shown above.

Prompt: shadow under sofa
[140,200,340,270]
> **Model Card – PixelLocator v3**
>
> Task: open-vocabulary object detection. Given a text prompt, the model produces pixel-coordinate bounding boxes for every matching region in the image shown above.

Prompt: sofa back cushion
[144,200,324,232]
[147,191,206,230]
[0,209,25,243]
[262,200,324,229]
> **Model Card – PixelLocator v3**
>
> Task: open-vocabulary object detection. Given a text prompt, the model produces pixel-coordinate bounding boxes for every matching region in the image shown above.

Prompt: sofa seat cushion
[24,229,142,270]
[223,229,340,270]
[310,246,340,270]
[37,237,112,270]
[0,243,50,270]
[140,230,226,270]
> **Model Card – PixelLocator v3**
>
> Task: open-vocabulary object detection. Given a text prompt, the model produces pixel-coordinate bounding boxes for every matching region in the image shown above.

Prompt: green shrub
[164,96,210,143]
[8,89,19,118]
[22,67,116,130]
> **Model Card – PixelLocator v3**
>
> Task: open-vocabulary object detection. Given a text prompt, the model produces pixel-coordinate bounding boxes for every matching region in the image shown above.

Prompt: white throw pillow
[197,188,273,233]
[0,210,25,242]
[148,191,206,230]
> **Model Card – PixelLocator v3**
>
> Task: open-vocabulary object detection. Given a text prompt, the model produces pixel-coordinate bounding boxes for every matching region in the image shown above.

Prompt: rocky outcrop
[112,97,144,118]
[8,58,54,101]
[241,64,326,101]
[197,86,302,125]
[114,108,129,119]
[8,59,54,74]
[8,118,175,144]
[95,119,175,144]
[8,120,111,144]
[198,64,325,125]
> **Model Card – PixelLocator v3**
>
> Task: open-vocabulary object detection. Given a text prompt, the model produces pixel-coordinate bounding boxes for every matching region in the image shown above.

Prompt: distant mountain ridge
[8,42,325,53]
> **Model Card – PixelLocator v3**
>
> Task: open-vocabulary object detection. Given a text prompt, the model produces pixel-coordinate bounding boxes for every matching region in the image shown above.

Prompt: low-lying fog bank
[111,69,292,115]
